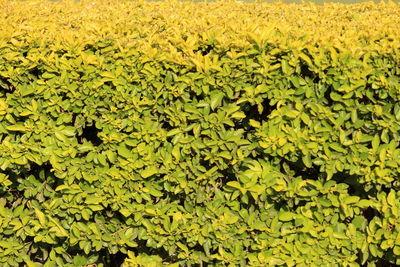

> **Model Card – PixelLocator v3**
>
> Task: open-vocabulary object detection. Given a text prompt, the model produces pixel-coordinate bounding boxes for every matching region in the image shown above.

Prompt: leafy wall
[0,1,400,266]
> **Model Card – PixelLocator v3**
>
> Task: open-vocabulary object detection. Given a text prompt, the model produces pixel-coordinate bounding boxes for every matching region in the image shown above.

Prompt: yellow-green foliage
[1,0,400,266]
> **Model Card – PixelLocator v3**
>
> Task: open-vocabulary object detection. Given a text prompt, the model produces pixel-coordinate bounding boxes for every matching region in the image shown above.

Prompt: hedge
[1,0,400,266]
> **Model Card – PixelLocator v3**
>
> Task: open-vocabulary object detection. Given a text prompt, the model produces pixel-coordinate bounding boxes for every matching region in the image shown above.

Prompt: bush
[0,1,400,266]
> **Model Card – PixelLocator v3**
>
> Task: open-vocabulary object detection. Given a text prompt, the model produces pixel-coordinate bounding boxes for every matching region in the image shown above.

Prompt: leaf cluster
[0,0,400,266]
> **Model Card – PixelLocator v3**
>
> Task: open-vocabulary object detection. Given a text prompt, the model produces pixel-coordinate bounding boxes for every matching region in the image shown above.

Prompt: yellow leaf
[34,208,46,226]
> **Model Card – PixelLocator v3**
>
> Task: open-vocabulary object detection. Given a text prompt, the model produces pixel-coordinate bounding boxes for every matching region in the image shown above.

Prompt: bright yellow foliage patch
[1,1,400,266]
[1,1,399,61]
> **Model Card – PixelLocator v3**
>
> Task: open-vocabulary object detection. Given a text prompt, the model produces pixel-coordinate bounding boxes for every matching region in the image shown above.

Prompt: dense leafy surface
[1,1,400,266]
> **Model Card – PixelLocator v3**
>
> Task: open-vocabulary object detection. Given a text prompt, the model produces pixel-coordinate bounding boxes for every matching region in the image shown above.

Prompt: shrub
[0,1,400,266]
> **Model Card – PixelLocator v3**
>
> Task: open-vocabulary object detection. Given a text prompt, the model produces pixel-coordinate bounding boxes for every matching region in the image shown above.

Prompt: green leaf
[330,143,345,153]
[118,145,133,159]
[106,150,117,163]
[300,112,311,125]
[6,124,26,131]
[278,211,295,221]
[299,52,312,65]
[302,154,312,168]
[387,190,396,206]
[286,110,299,118]
[372,134,380,151]
[226,181,247,194]
[55,131,67,142]
[55,185,69,191]
[61,127,76,136]
[120,208,132,217]
[140,166,158,178]
[231,111,246,119]
[167,128,181,137]
[210,90,224,110]
[97,153,107,166]
[82,209,91,220]
[357,199,373,208]
[20,85,35,96]
[249,119,261,128]
[34,208,46,225]
[172,146,180,161]
[394,246,400,256]
[88,223,100,236]
[352,216,366,229]
[218,151,232,160]
[78,142,95,151]
[351,109,358,123]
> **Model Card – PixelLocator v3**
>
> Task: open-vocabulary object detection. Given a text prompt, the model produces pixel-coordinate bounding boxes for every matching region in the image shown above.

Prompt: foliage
[1,0,400,266]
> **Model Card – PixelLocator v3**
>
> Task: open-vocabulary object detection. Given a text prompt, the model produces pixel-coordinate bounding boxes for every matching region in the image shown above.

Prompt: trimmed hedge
[1,0,400,266]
